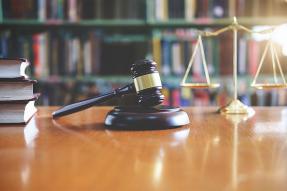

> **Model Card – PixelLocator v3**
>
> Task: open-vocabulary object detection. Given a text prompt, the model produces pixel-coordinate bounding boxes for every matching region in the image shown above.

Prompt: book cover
[0,94,39,124]
[0,58,30,79]
[0,79,36,101]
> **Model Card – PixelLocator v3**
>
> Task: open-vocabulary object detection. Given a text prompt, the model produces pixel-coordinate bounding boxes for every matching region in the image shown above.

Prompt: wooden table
[0,107,287,191]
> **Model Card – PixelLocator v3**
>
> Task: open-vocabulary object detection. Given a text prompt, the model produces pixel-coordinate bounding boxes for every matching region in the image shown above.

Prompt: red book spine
[171,89,181,106]
[162,88,170,106]
[248,40,259,75]
[32,34,41,78]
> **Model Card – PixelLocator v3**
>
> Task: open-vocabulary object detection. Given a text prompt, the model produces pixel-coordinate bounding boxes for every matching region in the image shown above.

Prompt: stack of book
[0,58,38,124]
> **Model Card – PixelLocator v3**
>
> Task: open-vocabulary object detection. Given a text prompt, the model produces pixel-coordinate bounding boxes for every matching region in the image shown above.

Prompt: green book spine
[146,0,154,23]
[58,0,64,20]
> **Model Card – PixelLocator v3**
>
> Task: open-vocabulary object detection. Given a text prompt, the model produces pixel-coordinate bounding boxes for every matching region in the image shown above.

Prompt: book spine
[0,0,3,22]
[83,39,92,75]
[161,87,170,105]
[57,0,64,20]
[171,88,181,106]
[68,0,77,21]
[91,32,101,74]
[248,39,259,76]
[32,34,41,78]
[229,0,235,17]
[192,39,202,78]
[185,0,196,21]
[38,0,46,21]
[95,0,102,19]
[161,39,171,76]
[171,42,183,75]
[152,32,162,72]
[181,88,191,106]
[50,35,59,75]
[238,37,247,75]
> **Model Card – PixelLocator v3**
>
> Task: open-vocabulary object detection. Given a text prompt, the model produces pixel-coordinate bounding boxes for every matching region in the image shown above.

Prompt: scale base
[219,99,254,115]
[104,105,190,130]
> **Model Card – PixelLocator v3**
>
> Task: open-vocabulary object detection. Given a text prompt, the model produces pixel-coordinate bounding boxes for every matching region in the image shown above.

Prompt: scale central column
[233,22,238,100]
[220,18,254,115]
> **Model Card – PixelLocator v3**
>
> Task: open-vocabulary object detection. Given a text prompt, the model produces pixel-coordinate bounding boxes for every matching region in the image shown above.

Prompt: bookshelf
[1,0,287,107]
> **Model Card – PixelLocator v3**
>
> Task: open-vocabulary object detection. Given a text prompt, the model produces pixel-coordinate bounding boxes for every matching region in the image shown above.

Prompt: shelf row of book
[37,79,287,107]
[0,30,148,77]
[150,0,287,21]
[2,29,285,79]
[1,0,146,21]
[2,0,286,22]
[170,87,287,107]
[0,57,283,107]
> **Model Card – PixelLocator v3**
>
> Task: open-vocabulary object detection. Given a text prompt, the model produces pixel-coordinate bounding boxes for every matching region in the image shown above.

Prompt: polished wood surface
[0,107,287,191]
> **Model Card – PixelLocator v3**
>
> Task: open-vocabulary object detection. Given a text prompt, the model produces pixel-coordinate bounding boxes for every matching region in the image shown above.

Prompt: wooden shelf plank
[1,17,286,28]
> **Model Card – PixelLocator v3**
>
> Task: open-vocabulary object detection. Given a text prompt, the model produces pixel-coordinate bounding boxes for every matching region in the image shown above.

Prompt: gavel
[52,59,165,118]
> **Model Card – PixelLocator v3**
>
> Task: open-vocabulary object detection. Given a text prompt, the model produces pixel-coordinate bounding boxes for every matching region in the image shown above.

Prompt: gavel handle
[52,83,135,118]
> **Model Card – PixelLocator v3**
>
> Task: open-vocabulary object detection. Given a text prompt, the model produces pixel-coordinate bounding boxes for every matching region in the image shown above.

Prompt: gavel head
[131,59,164,106]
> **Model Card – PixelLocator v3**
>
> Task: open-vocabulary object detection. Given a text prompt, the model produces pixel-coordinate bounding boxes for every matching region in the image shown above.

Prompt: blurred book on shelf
[1,27,287,107]
[0,30,148,77]
[2,0,287,22]
[151,0,287,21]
[162,86,287,108]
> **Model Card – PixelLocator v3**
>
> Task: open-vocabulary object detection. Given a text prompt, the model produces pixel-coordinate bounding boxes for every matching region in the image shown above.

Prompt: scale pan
[251,83,287,89]
[180,83,220,89]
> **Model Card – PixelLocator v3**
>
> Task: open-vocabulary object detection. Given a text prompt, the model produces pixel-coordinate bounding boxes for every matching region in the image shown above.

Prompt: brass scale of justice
[180,17,287,115]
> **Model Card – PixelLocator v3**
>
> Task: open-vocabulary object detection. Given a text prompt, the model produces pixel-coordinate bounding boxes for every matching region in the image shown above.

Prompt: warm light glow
[254,110,287,134]
[172,128,190,141]
[252,26,271,41]
[252,25,287,56]
[153,157,163,183]
[24,118,39,147]
[152,148,165,185]
[271,24,287,56]
[212,136,220,146]
[282,44,287,56]
[271,24,287,46]
[170,128,190,147]
[21,166,30,186]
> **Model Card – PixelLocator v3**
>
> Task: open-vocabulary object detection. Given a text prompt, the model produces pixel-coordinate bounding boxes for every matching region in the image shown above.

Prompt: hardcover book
[0,58,30,79]
[0,79,35,101]
[0,95,39,124]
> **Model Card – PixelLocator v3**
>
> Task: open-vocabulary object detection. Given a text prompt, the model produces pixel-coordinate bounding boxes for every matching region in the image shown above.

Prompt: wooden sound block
[104,105,190,130]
